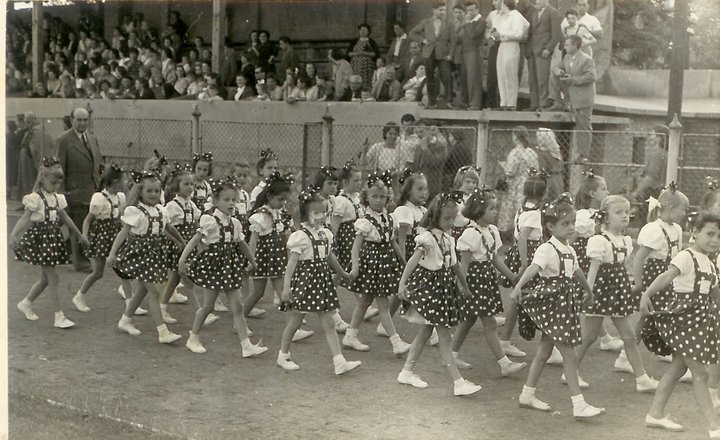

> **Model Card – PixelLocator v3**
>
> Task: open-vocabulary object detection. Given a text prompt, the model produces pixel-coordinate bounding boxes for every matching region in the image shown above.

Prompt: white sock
[389,334,401,344]
[240,338,252,349]
[498,356,513,368]
[521,385,535,397]
[710,388,719,402]
[454,378,466,387]
[635,373,650,383]
[618,349,627,360]
[54,311,64,319]
[333,354,346,366]
[452,351,460,358]
[76,290,85,297]
[599,333,612,342]
[571,394,586,408]
[345,328,358,338]
[156,324,168,334]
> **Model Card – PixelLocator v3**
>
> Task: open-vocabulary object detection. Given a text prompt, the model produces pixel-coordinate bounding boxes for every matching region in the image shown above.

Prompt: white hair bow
[646,196,661,212]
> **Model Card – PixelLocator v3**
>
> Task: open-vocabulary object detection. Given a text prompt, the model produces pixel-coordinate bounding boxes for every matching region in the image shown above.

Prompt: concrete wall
[601,69,720,99]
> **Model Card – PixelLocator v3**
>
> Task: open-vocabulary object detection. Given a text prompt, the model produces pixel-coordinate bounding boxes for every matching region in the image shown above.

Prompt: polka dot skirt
[499,240,541,288]
[654,292,719,365]
[187,242,244,290]
[641,258,674,353]
[345,241,400,298]
[520,276,582,347]
[333,221,355,271]
[85,218,122,259]
[584,263,637,317]
[113,235,168,284]
[164,223,197,271]
[253,232,287,278]
[283,259,339,313]
[572,236,590,274]
[14,221,71,267]
[461,261,503,320]
[402,266,460,328]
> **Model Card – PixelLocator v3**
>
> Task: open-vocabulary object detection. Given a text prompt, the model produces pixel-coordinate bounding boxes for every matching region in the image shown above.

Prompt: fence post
[192,103,202,154]
[86,102,94,134]
[475,120,489,184]
[666,113,682,185]
[321,106,334,165]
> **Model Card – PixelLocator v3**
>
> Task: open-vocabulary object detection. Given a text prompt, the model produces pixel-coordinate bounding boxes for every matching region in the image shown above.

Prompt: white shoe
[186,333,206,353]
[546,346,563,365]
[364,306,379,320]
[679,370,693,383]
[501,361,528,377]
[277,351,300,371]
[453,353,473,370]
[134,306,148,316]
[561,373,590,389]
[519,394,551,411]
[636,376,659,393]
[214,298,229,312]
[613,354,634,374]
[169,291,188,304]
[160,306,177,324]
[645,414,684,432]
[392,339,411,356]
[376,322,389,337]
[342,334,370,351]
[116,285,128,300]
[501,341,526,358]
[203,313,220,326]
[429,328,439,346]
[573,404,606,419]
[54,312,75,329]
[454,379,482,396]
[242,343,268,358]
[292,328,314,342]
[657,354,673,363]
[118,316,141,336]
[17,300,39,321]
[494,316,506,327]
[710,428,720,439]
[158,329,183,344]
[334,317,349,333]
[334,359,362,375]
[248,307,265,318]
[72,292,91,312]
[599,335,624,352]
[397,370,428,388]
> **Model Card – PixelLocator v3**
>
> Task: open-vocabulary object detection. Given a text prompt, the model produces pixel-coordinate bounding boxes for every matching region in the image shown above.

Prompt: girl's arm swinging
[639,265,681,315]
[178,232,201,275]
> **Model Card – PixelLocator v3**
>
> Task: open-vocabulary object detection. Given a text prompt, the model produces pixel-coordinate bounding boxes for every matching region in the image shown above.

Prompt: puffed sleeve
[198,215,218,237]
[393,205,414,226]
[231,218,245,242]
[449,236,458,266]
[586,235,608,261]
[575,209,596,237]
[22,193,41,212]
[623,236,634,256]
[286,230,310,254]
[670,251,693,276]
[523,210,542,231]
[88,193,105,215]
[121,206,142,227]
[637,223,664,250]
[324,228,335,249]
[249,211,273,235]
[490,225,503,250]
[354,218,373,236]
[413,231,434,253]
[531,243,554,271]
[333,196,350,217]
[674,224,683,250]
[456,227,480,253]
[56,194,68,211]
[164,201,184,224]
[190,201,201,220]
[118,192,126,209]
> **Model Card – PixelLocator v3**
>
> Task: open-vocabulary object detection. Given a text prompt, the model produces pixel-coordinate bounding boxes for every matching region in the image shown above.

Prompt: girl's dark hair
[256,149,278,175]
[251,179,290,213]
[298,190,325,222]
[523,175,546,200]
[398,172,427,206]
[382,122,399,140]
[574,172,605,210]
[419,192,462,231]
[692,212,720,232]
[700,178,720,212]
[462,189,497,221]
[164,168,193,201]
[312,166,339,191]
[192,154,213,177]
[210,179,240,199]
[99,164,124,190]
[357,23,372,34]
[338,160,360,183]
[541,195,575,240]
[503,0,517,11]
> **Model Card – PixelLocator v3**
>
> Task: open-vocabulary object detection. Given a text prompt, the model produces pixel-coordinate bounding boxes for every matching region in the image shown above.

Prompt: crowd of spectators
[8,0,602,113]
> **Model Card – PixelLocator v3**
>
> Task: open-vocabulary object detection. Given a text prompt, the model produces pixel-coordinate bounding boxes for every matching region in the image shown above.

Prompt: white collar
[471,14,482,22]
[40,189,56,199]
[212,208,232,221]
[73,128,87,140]
[366,207,386,217]
[139,201,159,211]
[397,33,407,41]
[549,236,571,249]
[174,194,191,204]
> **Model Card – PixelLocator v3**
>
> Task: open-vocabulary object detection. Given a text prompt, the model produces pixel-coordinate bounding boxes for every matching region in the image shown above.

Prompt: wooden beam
[211,0,226,78]
[31,0,43,87]
[667,0,689,123]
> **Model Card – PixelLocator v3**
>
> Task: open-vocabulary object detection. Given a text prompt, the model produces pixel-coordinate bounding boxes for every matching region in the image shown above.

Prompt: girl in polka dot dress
[342,171,411,356]
[108,170,186,344]
[397,191,481,396]
[640,213,720,436]
[393,168,428,260]
[13,158,88,329]
[574,195,658,393]
[700,180,720,410]
[276,189,361,375]
[452,187,527,377]
[332,160,363,272]
[159,164,202,325]
[498,171,546,358]
[191,152,214,211]
[511,193,606,419]
[631,187,688,363]
[450,166,479,242]
[250,149,279,205]
[181,178,266,357]
[72,164,129,314]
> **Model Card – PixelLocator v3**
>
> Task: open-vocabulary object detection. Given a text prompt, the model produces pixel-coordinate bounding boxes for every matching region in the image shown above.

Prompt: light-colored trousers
[496,41,520,107]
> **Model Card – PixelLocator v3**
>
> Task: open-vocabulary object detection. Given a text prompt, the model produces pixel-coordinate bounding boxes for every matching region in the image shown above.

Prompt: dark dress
[583,233,636,317]
[333,192,362,270]
[86,191,123,260]
[113,205,169,284]
[250,206,289,278]
[15,191,71,266]
[186,212,246,291]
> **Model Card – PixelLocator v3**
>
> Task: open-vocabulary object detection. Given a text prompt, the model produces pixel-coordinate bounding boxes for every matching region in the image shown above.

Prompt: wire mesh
[679,134,720,208]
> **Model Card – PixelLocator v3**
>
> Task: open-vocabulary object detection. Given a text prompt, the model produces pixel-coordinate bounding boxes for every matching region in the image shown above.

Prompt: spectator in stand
[386,22,410,74]
[201,83,223,101]
[562,9,597,53]
[490,0,529,110]
[266,75,284,101]
[280,71,297,101]
[409,2,455,109]
[286,75,319,103]
[169,10,187,40]
[238,54,255,87]
[400,63,427,103]
[27,82,49,98]
[397,40,423,85]
[455,0,486,110]
[75,63,93,93]
[173,65,190,95]
[234,74,256,101]
[224,37,238,87]
[339,74,364,102]
[186,72,202,95]
[552,35,595,162]
[257,30,276,74]
[348,23,380,89]
[46,65,61,95]
[304,63,320,86]
[245,30,260,65]
[358,122,405,175]
[254,80,270,101]
[125,47,142,78]
[161,48,174,79]
[98,80,115,99]
[133,78,155,99]
[561,0,602,57]
[371,57,387,88]
[314,76,331,101]
[329,49,352,100]
[275,36,300,84]
[496,125,539,234]
[525,0,562,111]
[359,89,375,102]
[370,66,402,102]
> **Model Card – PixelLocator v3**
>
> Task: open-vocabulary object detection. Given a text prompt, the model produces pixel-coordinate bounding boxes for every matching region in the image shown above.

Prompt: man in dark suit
[57,108,103,272]
[339,75,364,101]
[397,40,423,85]
[525,0,562,110]
[409,1,455,108]
[386,22,410,73]
[456,0,485,110]
[370,66,402,102]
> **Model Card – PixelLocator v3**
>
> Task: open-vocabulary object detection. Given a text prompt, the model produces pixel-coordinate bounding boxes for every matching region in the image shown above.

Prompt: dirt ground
[5,212,711,440]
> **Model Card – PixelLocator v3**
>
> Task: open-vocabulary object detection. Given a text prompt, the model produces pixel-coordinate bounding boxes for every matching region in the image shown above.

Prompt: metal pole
[31,1,44,87]
[475,121,488,184]
[665,113,682,186]
[321,106,334,166]
[192,103,202,154]
[212,0,226,81]
[667,0,689,123]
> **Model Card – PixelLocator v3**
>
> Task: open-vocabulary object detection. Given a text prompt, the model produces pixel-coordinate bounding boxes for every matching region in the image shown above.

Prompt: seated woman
[401,64,427,105]
[286,75,318,103]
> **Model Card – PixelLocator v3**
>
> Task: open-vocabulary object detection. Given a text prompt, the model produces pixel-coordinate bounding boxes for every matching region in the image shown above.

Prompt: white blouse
[575,208,597,238]
[23,190,67,222]
[587,231,633,264]
[670,249,718,294]
[354,208,395,243]
[89,190,125,220]
[333,191,362,223]
[414,229,457,271]
[457,222,502,263]
[250,181,267,204]
[287,225,335,260]
[165,195,201,226]
[513,203,542,241]
[532,237,579,278]
[637,219,683,260]
[198,209,245,245]
[453,194,471,228]
[249,205,287,236]
[392,202,426,228]
[121,203,168,236]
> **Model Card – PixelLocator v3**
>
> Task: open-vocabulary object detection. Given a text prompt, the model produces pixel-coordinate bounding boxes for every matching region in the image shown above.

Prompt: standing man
[57,108,103,272]
[456,0,486,110]
[555,35,596,163]
[561,0,603,57]
[398,40,423,85]
[275,36,300,85]
[409,1,455,109]
[525,0,562,111]
[386,22,409,73]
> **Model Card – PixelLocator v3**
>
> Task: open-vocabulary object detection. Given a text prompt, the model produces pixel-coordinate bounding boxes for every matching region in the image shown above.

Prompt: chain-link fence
[679,134,720,207]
